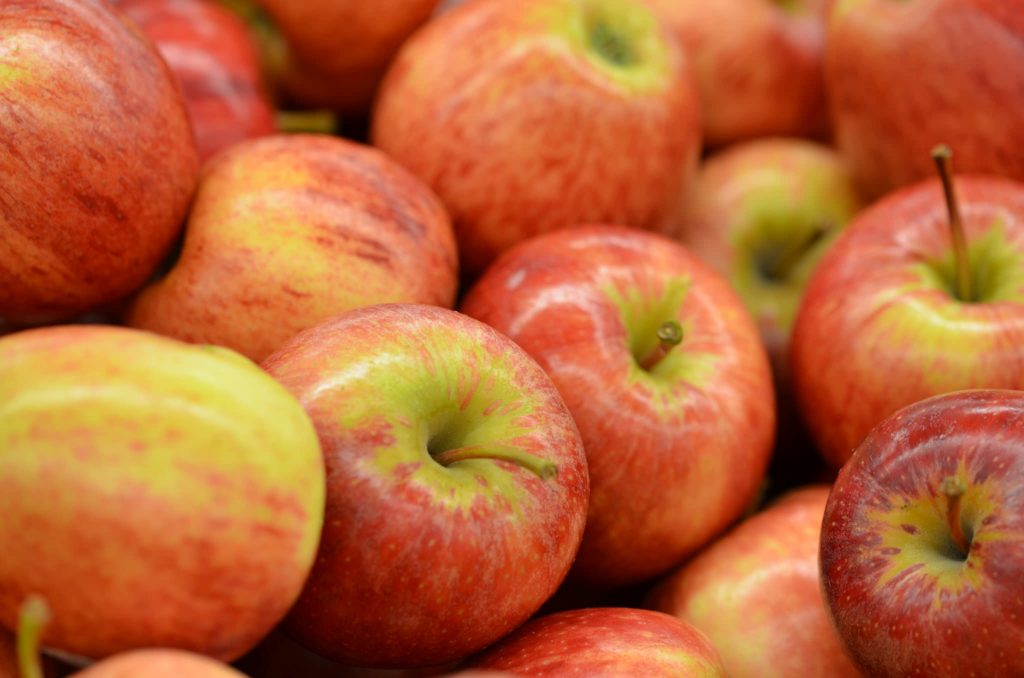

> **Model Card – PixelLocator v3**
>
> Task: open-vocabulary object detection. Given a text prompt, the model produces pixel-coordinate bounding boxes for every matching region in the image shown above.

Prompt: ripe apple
[790,149,1024,467]
[467,607,726,676]
[820,389,1024,677]
[461,225,775,587]
[0,0,198,326]
[642,0,832,147]
[114,0,277,163]
[0,325,325,661]
[826,0,1024,199]
[261,304,590,668]
[372,0,702,275]
[77,650,247,678]
[126,134,458,363]
[647,485,861,677]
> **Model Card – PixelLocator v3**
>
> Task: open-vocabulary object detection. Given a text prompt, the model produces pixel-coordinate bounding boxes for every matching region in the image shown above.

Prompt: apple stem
[932,145,972,302]
[639,321,683,371]
[432,444,558,480]
[276,109,339,135]
[17,595,50,678]
[941,476,970,557]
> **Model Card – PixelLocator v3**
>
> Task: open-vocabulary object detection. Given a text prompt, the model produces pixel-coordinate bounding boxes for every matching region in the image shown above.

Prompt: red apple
[643,0,832,147]
[647,486,861,677]
[826,0,1024,199]
[114,0,277,163]
[820,389,1024,677]
[0,325,325,662]
[372,0,702,275]
[790,155,1024,467]
[126,134,458,363]
[468,608,726,676]
[0,0,198,326]
[461,225,775,586]
[261,304,590,668]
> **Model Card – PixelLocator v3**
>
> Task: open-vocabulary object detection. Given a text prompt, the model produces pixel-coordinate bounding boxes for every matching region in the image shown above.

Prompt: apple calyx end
[17,595,50,678]
[431,444,558,481]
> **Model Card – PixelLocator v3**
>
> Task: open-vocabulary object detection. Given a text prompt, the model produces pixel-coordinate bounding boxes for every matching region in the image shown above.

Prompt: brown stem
[17,596,49,678]
[639,320,683,371]
[941,476,970,557]
[932,145,972,302]
[432,444,557,480]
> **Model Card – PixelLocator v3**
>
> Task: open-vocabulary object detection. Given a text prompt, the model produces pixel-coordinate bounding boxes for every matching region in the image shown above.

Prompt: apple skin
[261,304,590,669]
[468,607,726,676]
[790,175,1024,467]
[126,134,458,363]
[114,0,277,163]
[642,0,832,147]
[0,325,325,662]
[826,0,1024,200]
[0,0,199,326]
[820,389,1024,677]
[75,650,247,678]
[461,225,775,586]
[647,486,861,678]
[372,0,702,275]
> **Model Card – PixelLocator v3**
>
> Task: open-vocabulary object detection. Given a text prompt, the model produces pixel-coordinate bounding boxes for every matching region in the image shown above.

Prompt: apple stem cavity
[586,14,633,67]
[17,595,50,678]
[941,475,971,558]
[432,444,558,480]
[762,222,831,282]
[639,320,684,371]
[276,109,339,135]
[932,145,973,303]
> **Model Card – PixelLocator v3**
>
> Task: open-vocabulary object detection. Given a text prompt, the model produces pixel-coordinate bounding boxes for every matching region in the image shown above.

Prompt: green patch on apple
[915,220,1024,303]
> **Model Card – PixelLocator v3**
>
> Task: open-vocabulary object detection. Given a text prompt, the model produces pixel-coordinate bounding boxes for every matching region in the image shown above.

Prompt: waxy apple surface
[262,304,589,668]
[76,649,247,678]
[790,175,1024,467]
[462,226,775,586]
[0,325,325,662]
[821,389,1024,677]
[0,0,198,325]
[373,0,702,274]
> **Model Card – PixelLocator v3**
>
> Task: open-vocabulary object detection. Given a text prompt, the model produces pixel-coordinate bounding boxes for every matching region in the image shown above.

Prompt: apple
[647,485,861,677]
[461,225,775,587]
[261,304,590,668]
[826,0,1024,200]
[820,389,1024,677]
[790,148,1024,467]
[0,0,198,326]
[126,134,458,363]
[0,324,325,661]
[372,0,702,276]
[114,0,277,163]
[642,0,832,147]
[467,607,726,676]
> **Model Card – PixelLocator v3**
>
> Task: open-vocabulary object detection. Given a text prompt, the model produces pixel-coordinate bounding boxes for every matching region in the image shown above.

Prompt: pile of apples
[2,0,1024,676]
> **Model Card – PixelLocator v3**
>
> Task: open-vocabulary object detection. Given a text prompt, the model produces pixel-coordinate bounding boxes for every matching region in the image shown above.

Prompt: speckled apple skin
[0,0,199,325]
[790,176,1024,467]
[127,134,458,363]
[469,607,726,677]
[262,304,589,668]
[820,390,1024,678]
[462,226,775,586]
[827,0,1024,199]
[75,649,246,678]
[0,325,325,662]
[648,486,861,678]
[372,0,702,275]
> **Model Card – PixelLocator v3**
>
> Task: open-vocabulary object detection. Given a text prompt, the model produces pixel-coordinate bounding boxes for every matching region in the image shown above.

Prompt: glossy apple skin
[461,226,775,586]
[0,325,325,662]
[469,608,726,677]
[643,0,831,147]
[76,650,246,678]
[827,0,1024,199]
[648,486,861,677]
[821,390,1024,677]
[373,0,702,275]
[257,0,440,114]
[261,304,590,668]
[115,0,277,163]
[127,134,458,363]
[0,0,199,326]
[790,176,1024,467]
